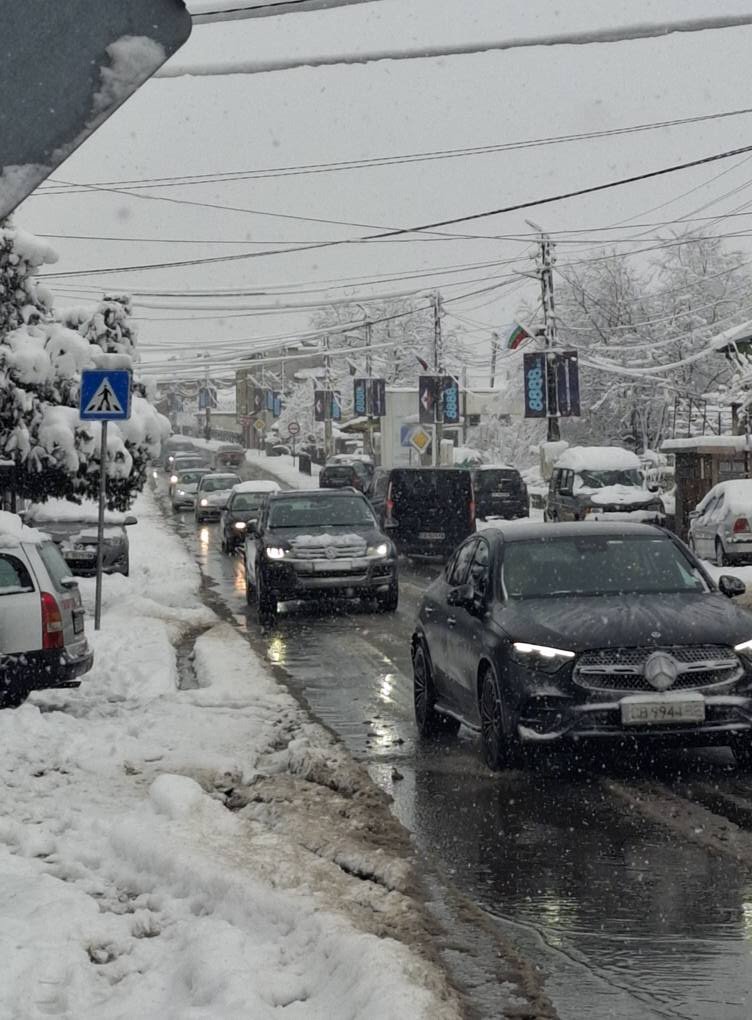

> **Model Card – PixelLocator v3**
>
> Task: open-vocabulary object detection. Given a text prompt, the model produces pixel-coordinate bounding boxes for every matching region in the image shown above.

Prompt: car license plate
[621,693,705,726]
[67,551,93,561]
[419,531,445,541]
[491,492,508,499]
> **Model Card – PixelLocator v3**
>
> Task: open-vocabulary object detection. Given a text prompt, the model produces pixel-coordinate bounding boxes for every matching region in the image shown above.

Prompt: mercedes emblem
[325,546,337,560]
[644,651,678,692]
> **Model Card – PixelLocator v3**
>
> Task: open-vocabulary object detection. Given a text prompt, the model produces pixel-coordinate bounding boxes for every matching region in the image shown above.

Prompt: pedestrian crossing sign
[79,369,132,421]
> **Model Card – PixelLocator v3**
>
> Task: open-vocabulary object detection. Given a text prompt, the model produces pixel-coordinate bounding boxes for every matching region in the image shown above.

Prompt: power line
[38,141,752,280]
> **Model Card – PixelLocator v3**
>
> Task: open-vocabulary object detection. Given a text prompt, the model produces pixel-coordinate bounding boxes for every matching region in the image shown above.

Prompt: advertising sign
[418,375,440,424]
[369,378,386,417]
[555,351,581,418]
[441,376,460,425]
[523,352,547,419]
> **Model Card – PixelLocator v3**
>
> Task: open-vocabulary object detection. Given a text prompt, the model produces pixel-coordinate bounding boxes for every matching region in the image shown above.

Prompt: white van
[545,447,664,523]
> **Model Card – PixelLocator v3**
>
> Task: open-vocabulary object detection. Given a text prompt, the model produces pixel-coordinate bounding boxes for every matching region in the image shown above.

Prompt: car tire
[256,568,278,624]
[413,643,460,738]
[716,538,730,567]
[376,578,399,613]
[479,666,522,771]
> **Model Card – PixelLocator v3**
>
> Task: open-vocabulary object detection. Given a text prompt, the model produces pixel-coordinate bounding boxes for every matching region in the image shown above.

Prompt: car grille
[574,645,742,693]
[291,541,367,559]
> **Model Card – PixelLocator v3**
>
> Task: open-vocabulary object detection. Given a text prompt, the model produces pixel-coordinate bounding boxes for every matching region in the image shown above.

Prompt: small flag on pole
[506,323,531,350]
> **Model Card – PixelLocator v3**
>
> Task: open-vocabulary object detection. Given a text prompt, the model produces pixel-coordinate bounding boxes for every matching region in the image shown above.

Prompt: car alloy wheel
[480,667,522,771]
[413,644,459,738]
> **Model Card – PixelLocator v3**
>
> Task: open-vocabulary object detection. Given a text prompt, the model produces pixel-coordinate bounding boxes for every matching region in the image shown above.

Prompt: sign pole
[94,421,107,631]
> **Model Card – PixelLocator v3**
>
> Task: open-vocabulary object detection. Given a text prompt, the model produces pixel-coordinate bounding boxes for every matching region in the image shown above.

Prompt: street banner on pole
[555,351,581,417]
[418,375,440,424]
[441,376,460,425]
[331,391,342,422]
[354,378,367,416]
[272,392,282,418]
[369,378,386,417]
[314,390,327,422]
[523,352,547,418]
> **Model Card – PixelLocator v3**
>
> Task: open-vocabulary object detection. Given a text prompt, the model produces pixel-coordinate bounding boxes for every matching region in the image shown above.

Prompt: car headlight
[234,520,247,530]
[266,546,286,560]
[510,641,575,673]
[200,498,209,507]
[170,474,178,484]
[367,542,389,557]
[735,637,752,654]
[152,469,158,479]
[177,488,186,496]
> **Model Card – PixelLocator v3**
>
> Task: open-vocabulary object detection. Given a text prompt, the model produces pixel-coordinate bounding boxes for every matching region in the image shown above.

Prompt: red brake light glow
[41,591,64,650]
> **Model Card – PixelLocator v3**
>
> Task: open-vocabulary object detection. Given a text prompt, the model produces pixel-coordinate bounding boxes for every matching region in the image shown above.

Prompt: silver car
[688,480,752,565]
[195,472,242,523]
[171,467,208,511]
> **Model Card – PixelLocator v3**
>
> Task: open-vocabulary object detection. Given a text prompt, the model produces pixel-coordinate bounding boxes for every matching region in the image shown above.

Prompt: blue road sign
[79,369,132,421]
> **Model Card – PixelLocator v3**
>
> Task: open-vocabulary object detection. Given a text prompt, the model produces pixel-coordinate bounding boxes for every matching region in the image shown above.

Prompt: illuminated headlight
[734,637,752,655]
[510,641,575,673]
[177,488,186,496]
[152,470,158,479]
[266,546,286,560]
[200,498,209,507]
[170,474,178,484]
[234,520,247,530]
[367,542,389,557]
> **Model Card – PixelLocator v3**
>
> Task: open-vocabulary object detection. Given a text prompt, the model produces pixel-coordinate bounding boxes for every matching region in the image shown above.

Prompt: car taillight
[734,517,751,534]
[41,591,64,650]
[386,482,394,518]
[469,499,476,524]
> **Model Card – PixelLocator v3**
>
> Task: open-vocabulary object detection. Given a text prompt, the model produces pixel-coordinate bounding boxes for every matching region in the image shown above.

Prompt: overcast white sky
[15,0,752,387]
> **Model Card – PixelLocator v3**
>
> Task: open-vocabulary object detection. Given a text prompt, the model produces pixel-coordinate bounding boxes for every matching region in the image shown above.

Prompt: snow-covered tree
[0,224,168,508]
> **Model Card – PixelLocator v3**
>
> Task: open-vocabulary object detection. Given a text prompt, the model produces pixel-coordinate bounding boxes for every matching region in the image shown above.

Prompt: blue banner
[441,377,460,425]
[523,352,547,418]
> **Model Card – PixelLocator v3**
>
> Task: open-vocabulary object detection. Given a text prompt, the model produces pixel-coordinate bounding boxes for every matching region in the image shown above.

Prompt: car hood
[583,485,655,507]
[265,524,385,547]
[495,592,752,651]
[202,489,233,506]
[176,482,198,493]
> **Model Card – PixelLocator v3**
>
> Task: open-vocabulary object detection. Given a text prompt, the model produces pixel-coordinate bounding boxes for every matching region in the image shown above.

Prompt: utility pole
[489,331,500,389]
[364,319,374,458]
[433,292,444,466]
[203,365,211,441]
[529,223,560,442]
[461,365,468,445]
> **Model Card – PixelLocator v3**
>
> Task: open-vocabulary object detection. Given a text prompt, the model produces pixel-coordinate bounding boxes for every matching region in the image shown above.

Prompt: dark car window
[0,553,35,594]
[229,493,266,511]
[578,468,643,488]
[447,540,477,586]
[268,495,374,528]
[36,541,72,593]
[374,473,389,498]
[201,475,240,492]
[177,470,204,484]
[502,536,708,600]
[391,469,472,509]
[322,466,357,481]
[474,470,521,493]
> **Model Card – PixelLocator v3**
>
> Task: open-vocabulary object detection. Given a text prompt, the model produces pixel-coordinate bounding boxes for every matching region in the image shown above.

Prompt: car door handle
[447,616,457,627]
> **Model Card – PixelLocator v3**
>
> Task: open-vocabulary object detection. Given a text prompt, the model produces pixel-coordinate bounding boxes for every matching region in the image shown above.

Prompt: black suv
[472,466,529,520]
[369,467,475,557]
[244,489,398,622]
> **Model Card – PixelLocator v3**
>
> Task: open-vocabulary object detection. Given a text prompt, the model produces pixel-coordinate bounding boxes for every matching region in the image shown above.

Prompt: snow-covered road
[0,491,461,1020]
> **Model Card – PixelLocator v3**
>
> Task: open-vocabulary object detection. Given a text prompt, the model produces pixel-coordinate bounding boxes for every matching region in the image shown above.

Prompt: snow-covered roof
[26,499,132,525]
[0,511,44,548]
[555,446,641,472]
[661,435,752,453]
[231,480,280,494]
[708,479,752,512]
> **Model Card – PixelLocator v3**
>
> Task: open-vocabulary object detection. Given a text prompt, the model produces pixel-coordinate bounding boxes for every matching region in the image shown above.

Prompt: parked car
[220,480,280,553]
[545,446,663,523]
[0,511,93,707]
[688,480,752,565]
[244,489,398,622]
[171,467,209,511]
[25,500,136,576]
[412,520,752,768]
[472,465,529,520]
[210,443,245,471]
[195,472,242,523]
[369,467,475,557]
[319,461,371,493]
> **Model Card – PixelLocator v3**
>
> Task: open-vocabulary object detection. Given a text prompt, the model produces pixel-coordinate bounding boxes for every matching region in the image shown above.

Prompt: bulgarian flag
[506,322,531,350]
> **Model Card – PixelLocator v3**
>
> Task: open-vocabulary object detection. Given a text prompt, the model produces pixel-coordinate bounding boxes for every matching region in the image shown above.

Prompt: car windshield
[578,469,643,488]
[230,493,265,510]
[202,476,239,492]
[268,496,375,528]
[475,470,519,491]
[177,471,203,484]
[502,536,708,599]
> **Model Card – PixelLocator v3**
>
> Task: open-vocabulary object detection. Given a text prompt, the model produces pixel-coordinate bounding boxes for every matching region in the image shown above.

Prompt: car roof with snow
[231,480,280,494]
[268,488,361,501]
[703,479,752,506]
[201,472,240,482]
[483,520,665,543]
[25,499,132,525]
[555,446,641,472]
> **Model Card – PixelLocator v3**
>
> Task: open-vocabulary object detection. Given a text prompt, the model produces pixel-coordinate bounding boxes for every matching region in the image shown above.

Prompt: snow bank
[26,498,131,525]
[0,511,44,548]
[244,448,321,486]
[0,489,459,1020]
[555,445,641,473]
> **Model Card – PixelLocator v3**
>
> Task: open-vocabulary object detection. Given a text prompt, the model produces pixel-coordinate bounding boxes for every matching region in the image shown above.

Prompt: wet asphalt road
[160,479,752,1020]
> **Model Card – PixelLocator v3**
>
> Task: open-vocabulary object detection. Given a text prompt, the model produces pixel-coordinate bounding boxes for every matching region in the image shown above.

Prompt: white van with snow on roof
[545,446,665,523]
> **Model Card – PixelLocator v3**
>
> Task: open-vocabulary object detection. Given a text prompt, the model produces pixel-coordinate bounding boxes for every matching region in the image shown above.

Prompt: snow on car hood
[291,532,367,548]
[203,489,233,506]
[584,484,655,507]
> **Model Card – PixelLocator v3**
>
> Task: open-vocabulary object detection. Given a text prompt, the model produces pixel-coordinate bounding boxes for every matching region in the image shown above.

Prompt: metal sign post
[79,369,132,630]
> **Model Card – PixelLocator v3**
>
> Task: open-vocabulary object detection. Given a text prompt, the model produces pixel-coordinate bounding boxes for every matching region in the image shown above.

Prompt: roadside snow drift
[0,490,460,1020]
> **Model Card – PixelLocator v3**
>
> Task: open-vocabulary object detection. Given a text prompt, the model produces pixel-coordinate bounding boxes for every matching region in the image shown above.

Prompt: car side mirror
[719,574,746,599]
[447,583,475,609]
[688,510,699,520]
[124,515,137,526]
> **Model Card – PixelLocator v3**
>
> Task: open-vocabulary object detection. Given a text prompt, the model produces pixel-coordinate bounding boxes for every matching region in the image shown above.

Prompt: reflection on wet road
[168,496,752,1020]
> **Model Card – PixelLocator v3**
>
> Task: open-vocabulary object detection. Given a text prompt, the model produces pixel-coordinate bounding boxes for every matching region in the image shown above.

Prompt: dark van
[472,466,529,520]
[319,462,369,492]
[372,468,475,557]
